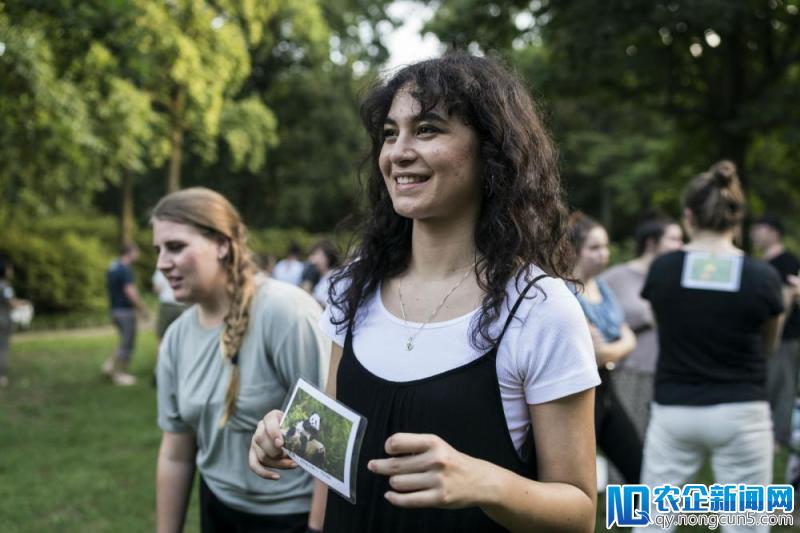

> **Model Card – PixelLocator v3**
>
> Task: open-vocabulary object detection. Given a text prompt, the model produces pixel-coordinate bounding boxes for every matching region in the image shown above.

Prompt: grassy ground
[0,330,199,532]
[1,330,795,531]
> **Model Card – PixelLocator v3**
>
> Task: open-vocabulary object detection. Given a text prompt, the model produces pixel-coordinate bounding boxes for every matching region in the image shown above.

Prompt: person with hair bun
[152,188,329,533]
[640,161,784,532]
[250,53,601,532]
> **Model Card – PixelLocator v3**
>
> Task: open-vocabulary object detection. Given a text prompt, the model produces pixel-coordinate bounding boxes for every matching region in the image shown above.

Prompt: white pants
[641,402,773,533]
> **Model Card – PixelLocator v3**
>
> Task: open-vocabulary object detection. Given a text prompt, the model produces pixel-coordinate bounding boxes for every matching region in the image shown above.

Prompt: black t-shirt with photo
[642,250,784,406]
[769,250,800,339]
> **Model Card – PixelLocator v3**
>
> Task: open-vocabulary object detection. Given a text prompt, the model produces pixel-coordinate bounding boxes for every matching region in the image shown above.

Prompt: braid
[150,188,258,428]
[218,225,257,428]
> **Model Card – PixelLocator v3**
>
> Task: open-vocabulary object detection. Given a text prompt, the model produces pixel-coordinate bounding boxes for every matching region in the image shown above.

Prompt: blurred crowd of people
[566,160,800,533]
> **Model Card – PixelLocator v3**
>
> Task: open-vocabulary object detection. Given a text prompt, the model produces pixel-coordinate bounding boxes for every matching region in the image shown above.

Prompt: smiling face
[577,226,610,279]
[152,219,229,304]
[378,88,482,223]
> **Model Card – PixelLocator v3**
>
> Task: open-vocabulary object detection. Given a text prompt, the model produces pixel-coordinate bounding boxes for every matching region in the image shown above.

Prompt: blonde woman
[152,188,329,533]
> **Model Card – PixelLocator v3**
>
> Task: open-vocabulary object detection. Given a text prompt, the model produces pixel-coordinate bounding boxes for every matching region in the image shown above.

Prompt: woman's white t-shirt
[319,267,600,453]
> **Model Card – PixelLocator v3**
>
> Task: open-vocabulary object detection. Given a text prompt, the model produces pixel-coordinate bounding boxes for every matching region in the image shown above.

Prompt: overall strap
[495,274,549,347]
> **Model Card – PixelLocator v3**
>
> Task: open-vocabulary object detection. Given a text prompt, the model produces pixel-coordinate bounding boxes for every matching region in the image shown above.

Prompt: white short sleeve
[502,276,600,405]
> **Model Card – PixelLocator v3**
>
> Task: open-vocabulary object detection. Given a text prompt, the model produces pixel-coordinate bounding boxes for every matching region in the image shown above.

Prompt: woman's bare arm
[156,431,197,533]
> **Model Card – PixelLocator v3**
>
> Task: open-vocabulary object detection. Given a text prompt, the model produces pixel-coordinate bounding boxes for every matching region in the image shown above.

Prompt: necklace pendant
[405,337,414,351]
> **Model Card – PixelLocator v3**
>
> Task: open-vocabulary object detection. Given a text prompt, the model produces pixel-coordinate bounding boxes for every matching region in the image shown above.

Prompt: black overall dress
[324,277,546,532]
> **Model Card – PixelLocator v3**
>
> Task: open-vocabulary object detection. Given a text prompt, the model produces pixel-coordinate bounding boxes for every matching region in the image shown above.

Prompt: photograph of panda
[285,412,326,467]
[280,381,357,485]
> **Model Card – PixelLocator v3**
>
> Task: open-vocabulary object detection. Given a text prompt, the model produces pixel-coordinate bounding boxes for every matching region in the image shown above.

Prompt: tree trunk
[121,171,135,246]
[167,87,186,193]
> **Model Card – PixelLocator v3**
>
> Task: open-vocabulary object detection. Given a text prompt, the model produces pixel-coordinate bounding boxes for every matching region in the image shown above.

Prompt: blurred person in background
[152,269,186,384]
[569,212,642,485]
[153,269,186,347]
[253,252,276,285]
[0,256,27,388]
[102,243,149,386]
[299,258,321,296]
[601,213,683,439]
[271,242,304,286]
[152,188,329,533]
[306,240,340,308]
[641,161,784,533]
[750,214,800,449]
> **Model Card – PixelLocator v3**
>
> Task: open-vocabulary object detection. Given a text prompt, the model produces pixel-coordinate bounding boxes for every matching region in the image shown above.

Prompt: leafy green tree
[180,0,394,232]
[0,6,105,223]
[126,0,282,192]
[423,0,800,235]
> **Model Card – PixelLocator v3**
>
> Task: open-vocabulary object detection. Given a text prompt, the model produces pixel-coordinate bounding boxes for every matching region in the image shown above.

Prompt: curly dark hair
[329,53,574,350]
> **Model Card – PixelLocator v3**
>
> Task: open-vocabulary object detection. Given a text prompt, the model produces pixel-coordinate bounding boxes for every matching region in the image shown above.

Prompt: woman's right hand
[249,409,298,480]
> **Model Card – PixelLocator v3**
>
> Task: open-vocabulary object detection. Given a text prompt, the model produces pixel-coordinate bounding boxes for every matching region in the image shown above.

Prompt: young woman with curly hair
[250,54,600,532]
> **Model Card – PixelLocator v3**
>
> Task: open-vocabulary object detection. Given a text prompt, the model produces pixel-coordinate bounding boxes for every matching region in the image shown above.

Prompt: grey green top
[157,279,330,515]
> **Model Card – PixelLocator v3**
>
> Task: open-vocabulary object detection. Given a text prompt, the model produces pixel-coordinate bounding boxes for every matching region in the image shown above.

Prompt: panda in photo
[286,412,321,455]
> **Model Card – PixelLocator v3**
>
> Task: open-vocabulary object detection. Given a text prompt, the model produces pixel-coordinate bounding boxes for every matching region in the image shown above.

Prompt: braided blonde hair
[151,188,257,427]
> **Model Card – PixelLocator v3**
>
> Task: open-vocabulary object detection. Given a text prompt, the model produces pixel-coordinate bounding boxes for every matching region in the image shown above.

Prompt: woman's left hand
[367,433,488,509]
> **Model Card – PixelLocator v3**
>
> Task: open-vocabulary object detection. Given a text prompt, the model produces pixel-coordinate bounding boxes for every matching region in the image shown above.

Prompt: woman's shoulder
[504,267,585,328]
[159,305,199,357]
[508,265,574,298]
[742,256,783,287]
[652,249,685,266]
[646,250,685,279]
[743,254,779,273]
[601,262,639,284]
[253,278,322,320]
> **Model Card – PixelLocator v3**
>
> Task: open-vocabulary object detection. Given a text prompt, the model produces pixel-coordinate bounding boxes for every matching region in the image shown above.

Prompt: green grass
[0,330,199,532]
[1,330,796,531]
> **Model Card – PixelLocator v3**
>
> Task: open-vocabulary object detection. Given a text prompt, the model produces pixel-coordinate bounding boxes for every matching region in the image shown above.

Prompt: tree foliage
[0,0,391,237]
[424,0,800,237]
[0,6,105,219]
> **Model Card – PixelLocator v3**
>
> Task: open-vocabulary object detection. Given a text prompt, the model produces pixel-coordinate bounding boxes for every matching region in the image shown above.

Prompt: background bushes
[1,211,329,326]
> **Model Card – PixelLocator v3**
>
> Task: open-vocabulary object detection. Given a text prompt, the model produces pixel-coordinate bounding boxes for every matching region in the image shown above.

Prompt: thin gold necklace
[397,263,476,351]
